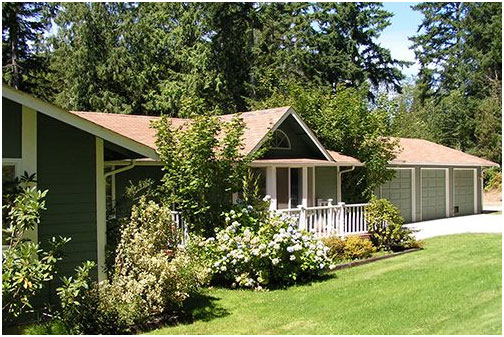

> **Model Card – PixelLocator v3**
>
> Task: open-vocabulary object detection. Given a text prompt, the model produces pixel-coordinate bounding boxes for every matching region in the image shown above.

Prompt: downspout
[338,166,355,203]
[104,159,137,178]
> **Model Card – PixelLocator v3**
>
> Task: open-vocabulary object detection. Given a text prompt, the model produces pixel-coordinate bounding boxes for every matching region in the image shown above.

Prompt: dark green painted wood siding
[262,115,325,159]
[37,114,97,281]
[114,165,164,216]
[2,98,22,158]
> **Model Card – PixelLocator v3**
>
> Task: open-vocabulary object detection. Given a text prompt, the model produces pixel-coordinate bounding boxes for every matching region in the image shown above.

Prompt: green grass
[147,234,502,335]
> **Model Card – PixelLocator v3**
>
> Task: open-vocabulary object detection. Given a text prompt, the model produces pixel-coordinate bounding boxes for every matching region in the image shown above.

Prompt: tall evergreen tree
[2,2,55,97]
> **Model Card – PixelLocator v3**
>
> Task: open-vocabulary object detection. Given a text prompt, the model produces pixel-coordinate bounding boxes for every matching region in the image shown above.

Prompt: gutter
[104,160,137,178]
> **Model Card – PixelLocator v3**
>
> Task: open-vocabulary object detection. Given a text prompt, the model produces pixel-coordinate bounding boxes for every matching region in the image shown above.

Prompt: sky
[378,2,424,79]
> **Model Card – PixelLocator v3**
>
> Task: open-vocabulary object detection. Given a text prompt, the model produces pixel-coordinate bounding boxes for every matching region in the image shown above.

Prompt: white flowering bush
[195,205,332,289]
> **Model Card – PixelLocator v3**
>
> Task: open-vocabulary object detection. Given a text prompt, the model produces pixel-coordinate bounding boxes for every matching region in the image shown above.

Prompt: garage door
[453,169,475,216]
[421,169,447,221]
[381,169,413,223]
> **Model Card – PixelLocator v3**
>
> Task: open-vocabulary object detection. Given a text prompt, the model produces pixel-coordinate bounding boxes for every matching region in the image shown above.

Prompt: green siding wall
[2,97,22,158]
[262,115,325,159]
[37,114,97,282]
[315,167,337,202]
[113,165,164,217]
[380,169,413,223]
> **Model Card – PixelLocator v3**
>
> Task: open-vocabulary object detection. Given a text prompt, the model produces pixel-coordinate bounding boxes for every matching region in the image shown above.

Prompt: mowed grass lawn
[148,234,502,335]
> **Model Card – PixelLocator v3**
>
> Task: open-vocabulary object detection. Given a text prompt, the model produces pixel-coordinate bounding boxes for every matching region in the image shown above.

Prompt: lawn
[148,234,502,335]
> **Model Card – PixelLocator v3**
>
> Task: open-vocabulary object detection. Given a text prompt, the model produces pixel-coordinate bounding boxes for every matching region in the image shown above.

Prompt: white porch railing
[171,201,369,243]
[276,201,369,238]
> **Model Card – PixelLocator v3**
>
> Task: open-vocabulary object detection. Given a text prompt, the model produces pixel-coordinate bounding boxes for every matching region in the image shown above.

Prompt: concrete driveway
[405,210,503,240]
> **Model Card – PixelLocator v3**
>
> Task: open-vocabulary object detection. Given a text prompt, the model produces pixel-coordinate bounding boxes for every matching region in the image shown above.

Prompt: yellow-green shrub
[322,236,375,262]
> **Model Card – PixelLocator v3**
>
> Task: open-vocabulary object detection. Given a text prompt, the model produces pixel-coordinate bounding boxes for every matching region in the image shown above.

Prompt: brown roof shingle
[71,107,290,156]
[391,137,498,167]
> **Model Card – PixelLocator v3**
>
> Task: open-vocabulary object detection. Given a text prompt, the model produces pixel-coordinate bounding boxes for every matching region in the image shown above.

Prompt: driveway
[405,211,503,240]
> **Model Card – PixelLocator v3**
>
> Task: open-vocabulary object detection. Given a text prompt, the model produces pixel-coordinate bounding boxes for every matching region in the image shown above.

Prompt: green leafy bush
[2,176,70,323]
[193,205,332,289]
[322,236,376,262]
[366,196,418,251]
[56,261,98,334]
[95,197,210,333]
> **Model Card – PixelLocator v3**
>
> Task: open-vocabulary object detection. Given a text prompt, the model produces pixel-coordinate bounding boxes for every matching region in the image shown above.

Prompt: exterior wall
[315,167,338,203]
[2,97,22,158]
[385,165,483,223]
[262,115,325,160]
[113,165,164,216]
[37,113,98,281]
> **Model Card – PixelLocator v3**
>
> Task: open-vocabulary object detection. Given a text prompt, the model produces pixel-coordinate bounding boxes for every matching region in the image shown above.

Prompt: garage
[453,169,476,216]
[421,169,447,221]
[380,169,413,223]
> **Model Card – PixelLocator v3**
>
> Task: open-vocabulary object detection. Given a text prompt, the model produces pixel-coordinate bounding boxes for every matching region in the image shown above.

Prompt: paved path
[405,211,503,240]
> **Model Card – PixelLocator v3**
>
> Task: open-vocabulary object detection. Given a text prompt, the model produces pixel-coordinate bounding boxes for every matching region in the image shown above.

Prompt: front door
[276,167,311,209]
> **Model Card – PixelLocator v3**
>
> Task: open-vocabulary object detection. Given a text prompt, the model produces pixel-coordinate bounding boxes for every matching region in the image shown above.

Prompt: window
[271,130,291,150]
[2,164,17,183]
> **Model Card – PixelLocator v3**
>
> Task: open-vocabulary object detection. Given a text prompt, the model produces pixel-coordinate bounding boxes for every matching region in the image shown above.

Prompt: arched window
[271,129,291,150]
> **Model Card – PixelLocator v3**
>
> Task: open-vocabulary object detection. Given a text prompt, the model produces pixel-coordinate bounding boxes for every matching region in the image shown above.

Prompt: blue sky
[378,2,424,79]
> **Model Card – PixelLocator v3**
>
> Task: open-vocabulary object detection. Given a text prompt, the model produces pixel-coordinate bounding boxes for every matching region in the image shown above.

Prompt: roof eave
[3,85,159,160]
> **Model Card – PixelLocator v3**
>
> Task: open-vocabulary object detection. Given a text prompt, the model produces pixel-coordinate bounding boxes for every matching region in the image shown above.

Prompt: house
[2,85,498,282]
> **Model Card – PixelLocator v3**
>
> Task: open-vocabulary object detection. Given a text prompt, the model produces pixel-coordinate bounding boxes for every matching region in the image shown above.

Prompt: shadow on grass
[182,293,231,323]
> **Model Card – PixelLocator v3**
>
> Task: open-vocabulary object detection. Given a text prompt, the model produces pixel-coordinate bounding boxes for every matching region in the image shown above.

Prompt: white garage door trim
[420,168,450,221]
[453,168,477,214]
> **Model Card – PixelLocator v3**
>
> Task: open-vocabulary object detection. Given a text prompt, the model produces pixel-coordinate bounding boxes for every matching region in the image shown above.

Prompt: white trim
[250,161,340,167]
[95,138,107,282]
[302,167,308,207]
[453,168,478,214]
[390,162,498,167]
[312,166,316,207]
[21,106,38,243]
[411,167,416,222]
[105,160,163,167]
[3,85,158,160]
[248,107,333,162]
[271,129,292,150]
[110,166,116,209]
[420,168,450,220]
[265,166,277,210]
[287,168,292,209]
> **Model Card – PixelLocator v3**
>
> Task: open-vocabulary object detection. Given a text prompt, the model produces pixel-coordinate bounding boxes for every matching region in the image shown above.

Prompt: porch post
[302,166,308,207]
[336,166,341,203]
[266,166,277,210]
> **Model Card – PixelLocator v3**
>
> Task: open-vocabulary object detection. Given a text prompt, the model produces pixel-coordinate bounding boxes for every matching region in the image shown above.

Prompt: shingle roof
[391,137,499,167]
[326,150,363,166]
[71,107,290,156]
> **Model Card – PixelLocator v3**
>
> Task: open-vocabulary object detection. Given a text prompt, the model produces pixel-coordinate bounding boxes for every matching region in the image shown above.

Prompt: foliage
[251,83,398,199]
[95,197,209,333]
[2,177,70,323]
[56,261,97,334]
[2,2,56,97]
[193,205,332,289]
[322,236,376,262]
[407,2,502,165]
[155,113,258,236]
[151,234,502,335]
[484,167,502,192]
[366,196,417,252]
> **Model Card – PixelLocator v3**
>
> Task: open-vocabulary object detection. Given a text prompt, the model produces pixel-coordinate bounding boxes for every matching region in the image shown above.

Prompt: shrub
[194,205,332,289]
[322,236,376,262]
[2,175,70,323]
[95,197,209,333]
[366,196,418,251]
[342,236,376,260]
[56,261,98,334]
[321,236,346,261]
